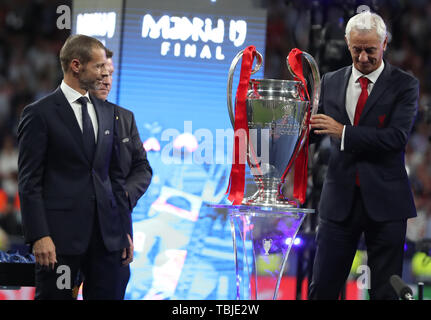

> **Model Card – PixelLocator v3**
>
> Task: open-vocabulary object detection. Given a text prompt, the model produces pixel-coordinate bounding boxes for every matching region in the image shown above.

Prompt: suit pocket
[110,196,118,208]
[115,136,133,153]
[382,169,408,181]
[114,191,131,212]
[44,197,75,210]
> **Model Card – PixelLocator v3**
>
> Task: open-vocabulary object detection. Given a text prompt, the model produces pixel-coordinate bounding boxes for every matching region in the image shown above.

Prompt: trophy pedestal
[213,204,313,300]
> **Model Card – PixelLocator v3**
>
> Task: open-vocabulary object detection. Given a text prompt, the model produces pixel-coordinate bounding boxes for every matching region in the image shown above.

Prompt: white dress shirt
[341,61,385,150]
[60,80,98,142]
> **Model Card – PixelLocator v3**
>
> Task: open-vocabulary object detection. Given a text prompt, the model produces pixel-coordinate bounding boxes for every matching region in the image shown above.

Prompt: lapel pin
[105,130,110,135]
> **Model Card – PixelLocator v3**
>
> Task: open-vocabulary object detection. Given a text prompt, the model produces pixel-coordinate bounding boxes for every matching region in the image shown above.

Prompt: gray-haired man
[309,11,419,299]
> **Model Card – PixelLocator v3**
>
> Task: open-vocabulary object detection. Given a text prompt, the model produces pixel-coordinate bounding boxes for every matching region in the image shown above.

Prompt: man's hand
[121,234,134,265]
[310,114,344,139]
[33,236,57,269]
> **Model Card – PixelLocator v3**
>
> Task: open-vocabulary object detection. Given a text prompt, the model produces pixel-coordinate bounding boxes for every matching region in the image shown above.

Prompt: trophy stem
[244,177,297,207]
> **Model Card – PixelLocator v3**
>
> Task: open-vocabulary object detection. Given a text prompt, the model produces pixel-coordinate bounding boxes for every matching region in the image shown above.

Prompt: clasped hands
[310,114,343,139]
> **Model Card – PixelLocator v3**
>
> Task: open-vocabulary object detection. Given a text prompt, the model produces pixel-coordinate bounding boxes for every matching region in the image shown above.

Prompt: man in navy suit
[309,12,419,299]
[88,48,153,299]
[18,35,130,299]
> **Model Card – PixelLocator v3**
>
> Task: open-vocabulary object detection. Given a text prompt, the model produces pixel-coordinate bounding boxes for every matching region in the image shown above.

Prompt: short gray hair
[345,11,387,44]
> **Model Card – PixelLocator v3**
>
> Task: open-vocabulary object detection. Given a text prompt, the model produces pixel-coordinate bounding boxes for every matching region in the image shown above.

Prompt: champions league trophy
[223,46,320,300]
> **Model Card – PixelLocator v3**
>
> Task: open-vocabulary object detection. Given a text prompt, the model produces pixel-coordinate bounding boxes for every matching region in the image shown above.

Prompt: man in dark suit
[17,35,130,299]
[308,11,419,299]
[89,49,152,299]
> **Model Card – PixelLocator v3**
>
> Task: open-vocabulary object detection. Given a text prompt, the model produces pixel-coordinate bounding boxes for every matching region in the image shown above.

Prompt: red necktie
[354,77,369,125]
[354,76,369,186]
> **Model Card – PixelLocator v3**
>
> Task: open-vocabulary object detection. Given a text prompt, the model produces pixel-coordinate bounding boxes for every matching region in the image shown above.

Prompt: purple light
[285,237,303,247]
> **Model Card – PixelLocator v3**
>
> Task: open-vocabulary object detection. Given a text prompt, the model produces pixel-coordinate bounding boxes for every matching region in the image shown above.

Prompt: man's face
[78,47,106,91]
[346,29,387,75]
[92,58,114,100]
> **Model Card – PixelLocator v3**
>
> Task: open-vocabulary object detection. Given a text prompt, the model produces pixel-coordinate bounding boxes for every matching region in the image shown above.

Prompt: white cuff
[341,125,346,151]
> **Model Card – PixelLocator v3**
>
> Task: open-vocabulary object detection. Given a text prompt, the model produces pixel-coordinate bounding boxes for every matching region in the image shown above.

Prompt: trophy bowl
[227,48,320,208]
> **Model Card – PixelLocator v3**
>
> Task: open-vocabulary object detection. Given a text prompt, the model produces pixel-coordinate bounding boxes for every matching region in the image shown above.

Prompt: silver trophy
[227,49,320,207]
[222,48,319,300]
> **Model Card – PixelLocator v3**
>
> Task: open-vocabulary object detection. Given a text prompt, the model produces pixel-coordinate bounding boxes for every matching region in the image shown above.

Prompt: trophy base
[242,190,298,209]
[208,203,314,216]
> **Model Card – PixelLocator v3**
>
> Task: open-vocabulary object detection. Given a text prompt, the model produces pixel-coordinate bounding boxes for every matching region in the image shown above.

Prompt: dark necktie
[353,76,369,186]
[77,96,96,162]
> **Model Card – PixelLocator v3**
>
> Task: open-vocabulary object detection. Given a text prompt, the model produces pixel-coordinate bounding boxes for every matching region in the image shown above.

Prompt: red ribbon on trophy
[285,48,311,204]
[226,45,257,205]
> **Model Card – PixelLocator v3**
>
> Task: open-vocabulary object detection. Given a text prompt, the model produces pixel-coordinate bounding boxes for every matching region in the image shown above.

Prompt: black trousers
[309,187,407,300]
[34,212,126,300]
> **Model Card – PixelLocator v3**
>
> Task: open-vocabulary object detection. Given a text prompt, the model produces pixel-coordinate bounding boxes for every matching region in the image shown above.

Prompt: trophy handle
[300,51,321,117]
[287,51,321,117]
[292,51,321,152]
[281,51,321,186]
[227,49,263,128]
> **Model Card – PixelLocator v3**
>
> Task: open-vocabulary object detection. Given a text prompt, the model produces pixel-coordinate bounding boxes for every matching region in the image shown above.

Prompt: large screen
[73,0,267,300]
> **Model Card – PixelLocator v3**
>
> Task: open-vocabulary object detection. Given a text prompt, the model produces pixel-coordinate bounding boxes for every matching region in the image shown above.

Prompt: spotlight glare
[285,237,292,245]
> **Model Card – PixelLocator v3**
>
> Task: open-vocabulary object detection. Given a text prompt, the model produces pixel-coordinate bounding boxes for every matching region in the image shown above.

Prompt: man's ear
[70,58,81,73]
[383,35,388,51]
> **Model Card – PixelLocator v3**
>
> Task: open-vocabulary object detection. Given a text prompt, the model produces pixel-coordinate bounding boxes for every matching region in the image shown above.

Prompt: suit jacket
[109,102,152,237]
[18,87,129,255]
[316,61,419,222]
